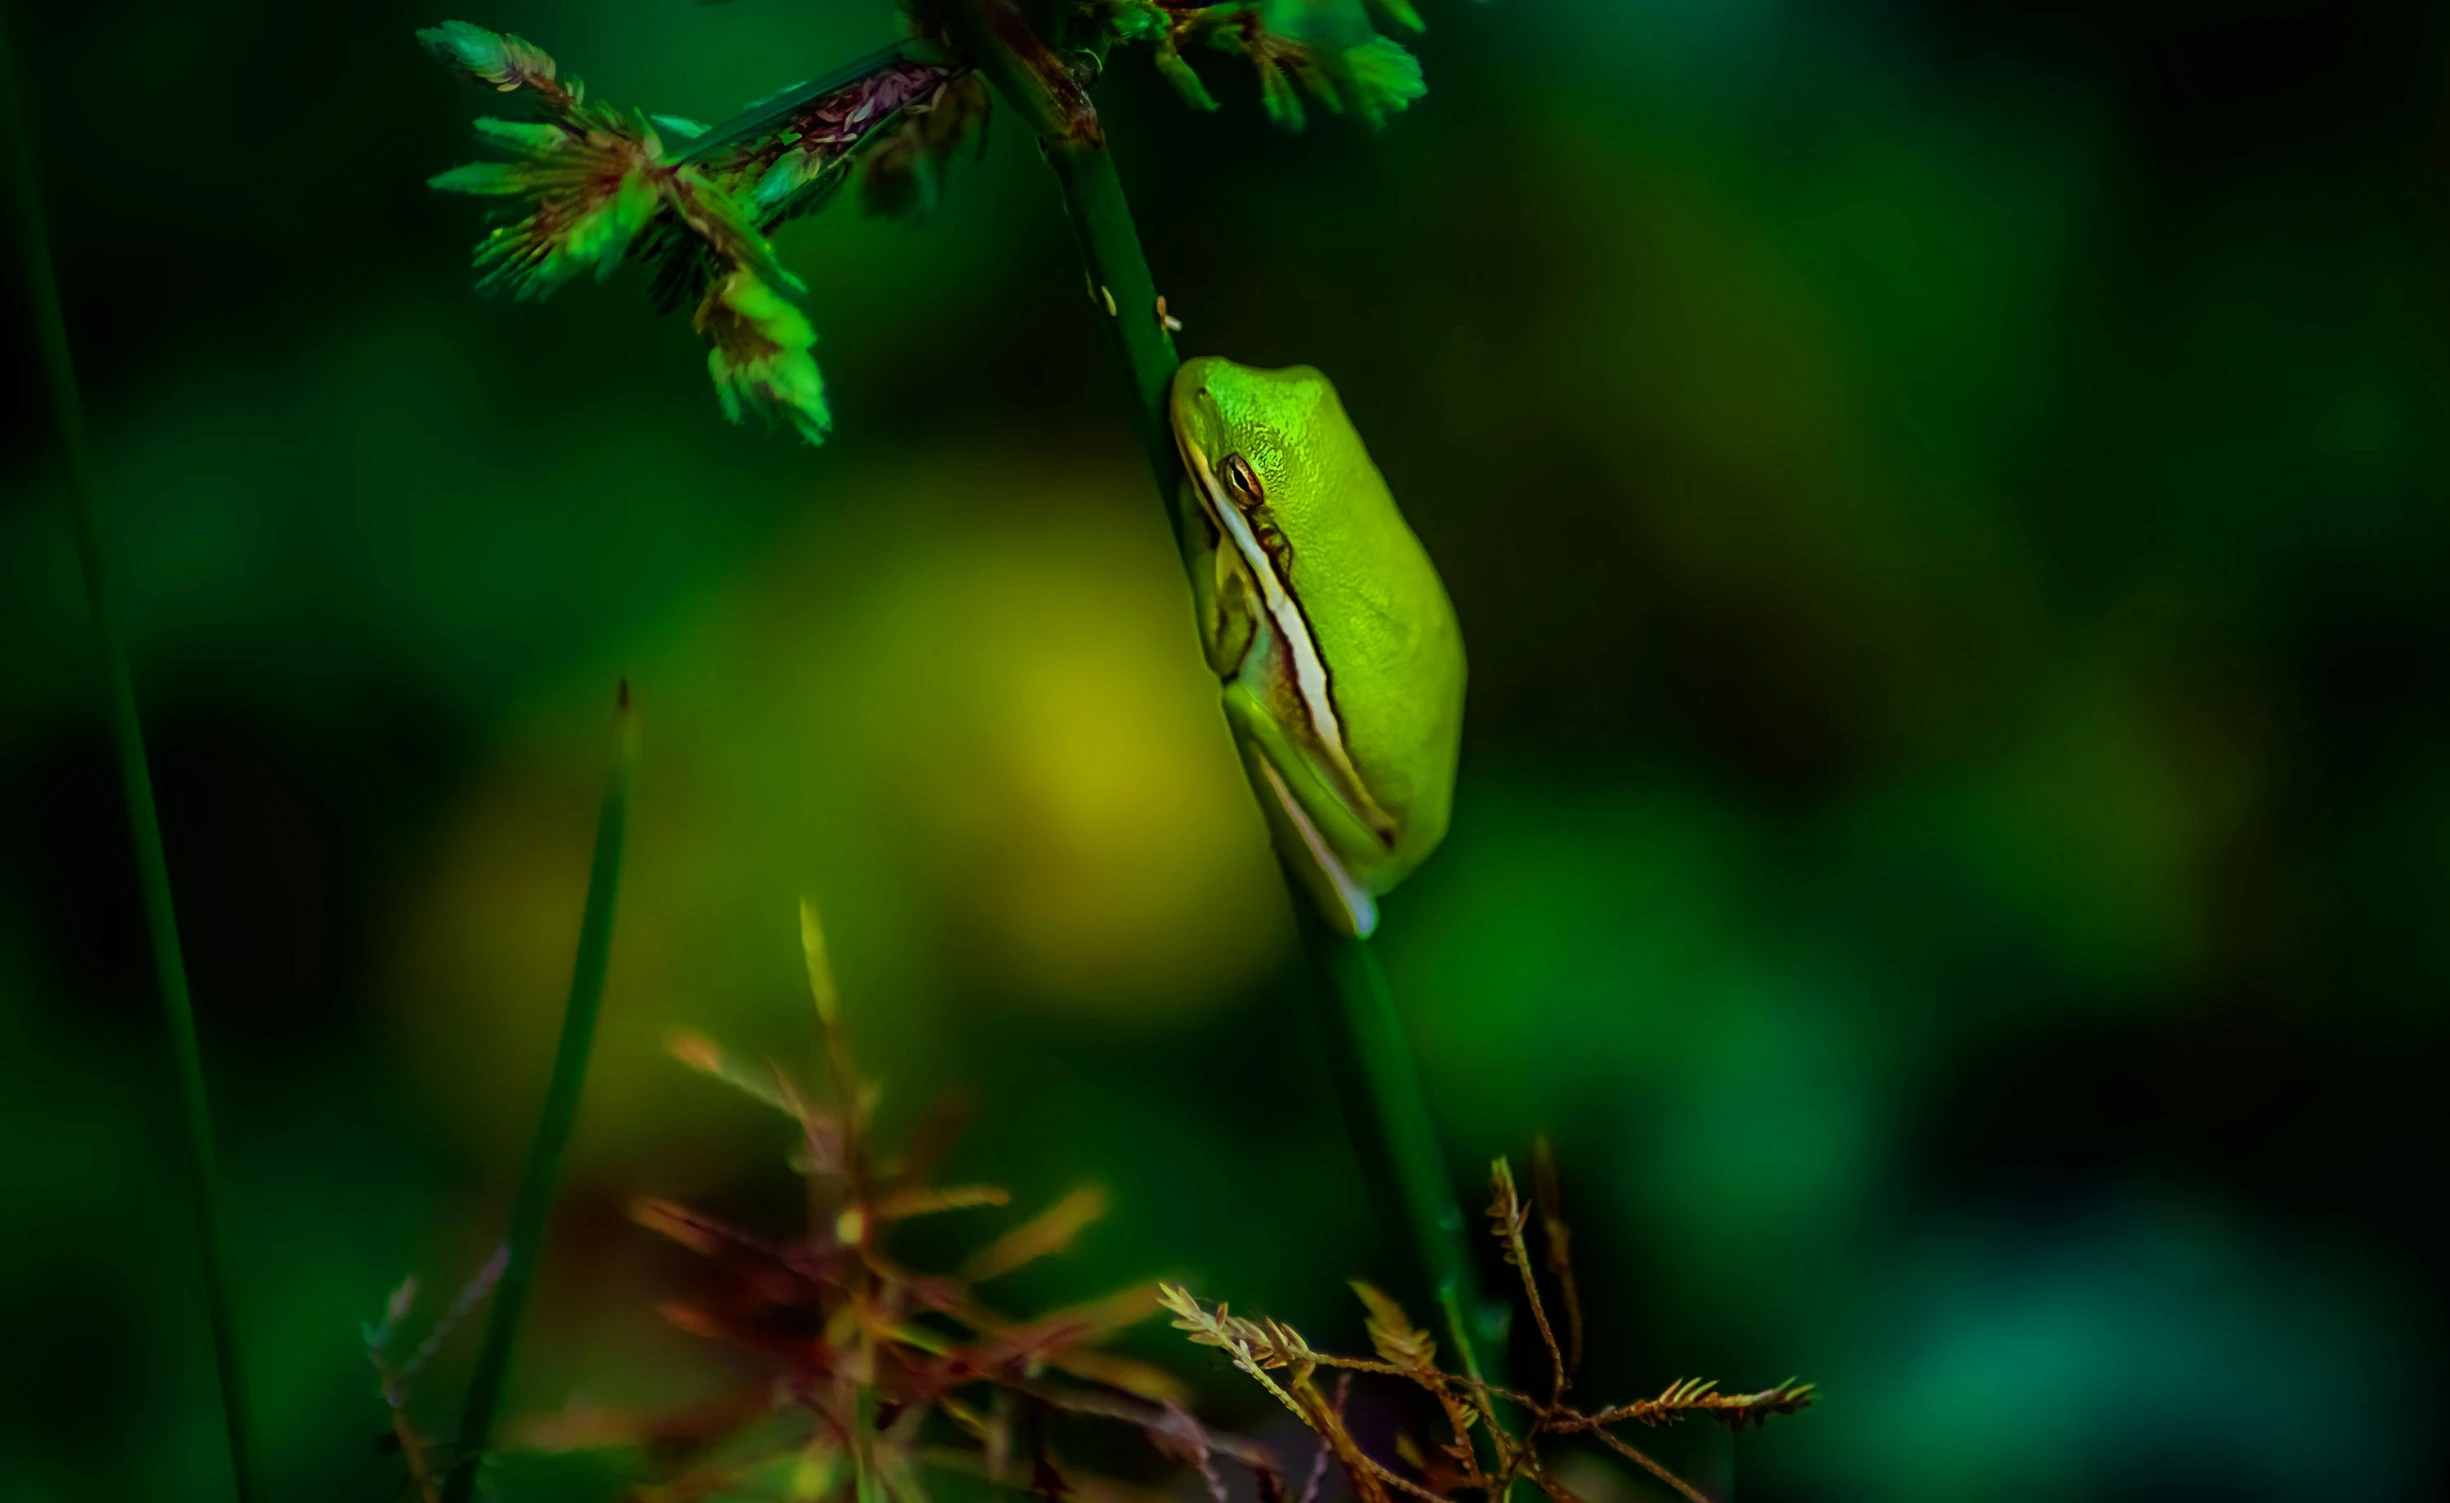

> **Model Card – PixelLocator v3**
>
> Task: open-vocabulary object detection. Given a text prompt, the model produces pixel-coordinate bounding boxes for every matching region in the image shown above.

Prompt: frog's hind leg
[1222,679,1381,937]
[1252,753,1380,938]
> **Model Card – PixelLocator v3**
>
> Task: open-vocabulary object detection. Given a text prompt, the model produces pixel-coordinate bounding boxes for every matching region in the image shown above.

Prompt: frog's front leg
[1176,481,1255,678]
[1221,678,1383,938]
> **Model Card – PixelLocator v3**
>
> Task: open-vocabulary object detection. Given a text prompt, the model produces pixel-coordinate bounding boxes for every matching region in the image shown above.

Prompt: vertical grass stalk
[0,13,266,1500]
[442,683,637,1503]
[952,0,1495,1381]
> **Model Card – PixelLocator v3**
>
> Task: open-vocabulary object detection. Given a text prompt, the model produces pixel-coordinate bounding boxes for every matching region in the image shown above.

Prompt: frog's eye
[1220,452,1265,507]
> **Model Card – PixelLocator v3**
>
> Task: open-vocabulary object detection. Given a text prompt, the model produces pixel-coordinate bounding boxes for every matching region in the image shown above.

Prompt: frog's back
[1261,370,1467,884]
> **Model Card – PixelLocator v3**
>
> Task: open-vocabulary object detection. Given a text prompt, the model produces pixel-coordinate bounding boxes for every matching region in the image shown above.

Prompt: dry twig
[1162,1150,1813,1503]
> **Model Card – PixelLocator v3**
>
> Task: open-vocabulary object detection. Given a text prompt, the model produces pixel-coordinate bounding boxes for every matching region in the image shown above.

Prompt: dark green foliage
[696,270,831,446]
[419,22,964,443]
[428,118,667,298]
[1107,1,1429,127]
[6,0,2437,1493]
[420,19,562,99]
[419,4,1428,448]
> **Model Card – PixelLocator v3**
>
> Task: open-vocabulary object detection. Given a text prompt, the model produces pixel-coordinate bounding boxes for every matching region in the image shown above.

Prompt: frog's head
[1170,357,1342,542]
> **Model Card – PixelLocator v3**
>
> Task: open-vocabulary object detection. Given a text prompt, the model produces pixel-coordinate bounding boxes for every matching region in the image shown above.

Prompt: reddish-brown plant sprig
[361,1249,509,1503]
[696,56,965,225]
[477,899,1280,1501]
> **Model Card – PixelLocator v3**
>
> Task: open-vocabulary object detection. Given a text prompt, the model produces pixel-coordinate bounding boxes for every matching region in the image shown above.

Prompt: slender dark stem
[954,1,1181,529]
[951,0,1495,1383]
[0,13,264,1501]
[1040,139,1188,537]
[441,685,637,1503]
[1295,900,1491,1384]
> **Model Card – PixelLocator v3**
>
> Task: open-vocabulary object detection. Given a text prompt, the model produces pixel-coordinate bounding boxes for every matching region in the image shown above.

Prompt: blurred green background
[3,0,2444,1498]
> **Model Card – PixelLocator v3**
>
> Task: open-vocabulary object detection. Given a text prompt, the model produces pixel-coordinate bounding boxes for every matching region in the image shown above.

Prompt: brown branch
[1562,1379,1818,1434]
[1167,1148,1810,1503]
[948,0,1099,143]
[1521,1462,1589,1503]
[1000,1378,1273,1470]
[1321,1419,1450,1503]
[1587,1428,1710,1503]
[1531,1138,1584,1377]
[373,1359,440,1503]
[1488,1160,1566,1406]
[1299,1376,1349,1503]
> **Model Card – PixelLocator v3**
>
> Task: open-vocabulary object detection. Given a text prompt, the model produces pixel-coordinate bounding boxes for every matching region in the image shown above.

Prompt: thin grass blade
[0,12,264,1499]
[442,682,638,1503]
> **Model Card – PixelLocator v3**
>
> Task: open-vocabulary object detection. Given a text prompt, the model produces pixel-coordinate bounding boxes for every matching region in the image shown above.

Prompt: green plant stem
[1041,139,1187,530]
[952,0,1495,1382]
[442,686,637,1503]
[955,2,1182,530]
[0,14,265,1502]
[1293,898,1491,1384]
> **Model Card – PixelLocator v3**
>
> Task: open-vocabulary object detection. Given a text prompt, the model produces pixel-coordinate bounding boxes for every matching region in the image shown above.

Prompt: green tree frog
[1169,357,1466,937]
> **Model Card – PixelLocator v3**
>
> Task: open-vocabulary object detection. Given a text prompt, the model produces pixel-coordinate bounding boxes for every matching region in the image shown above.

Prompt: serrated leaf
[1255,56,1307,129]
[963,1186,1110,1282]
[666,1029,802,1118]
[869,1184,1012,1221]
[799,895,841,1018]
[1341,36,1425,127]
[427,162,529,196]
[1371,0,1425,32]
[1349,1280,1437,1372]
[1155,50,1218,112]
[418,20,558,93]
[469,117,563,151]
[628,1196,785,1260]
[1050,1348,1193,1406]
[698,269,831,444]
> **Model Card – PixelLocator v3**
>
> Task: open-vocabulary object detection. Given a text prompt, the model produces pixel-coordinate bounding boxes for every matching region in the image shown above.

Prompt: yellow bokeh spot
[387,449,1291,1170]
